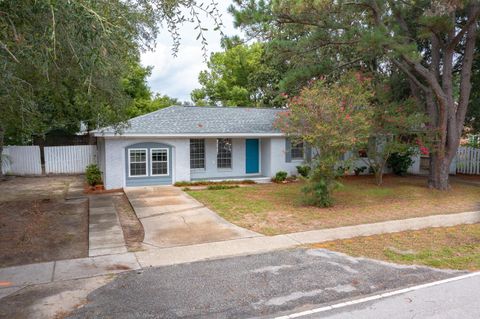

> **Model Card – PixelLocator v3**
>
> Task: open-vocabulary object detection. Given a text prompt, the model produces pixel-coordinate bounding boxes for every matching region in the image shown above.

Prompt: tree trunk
[428,153,451,190]
[0,123,5,180]
[374,169,383,186]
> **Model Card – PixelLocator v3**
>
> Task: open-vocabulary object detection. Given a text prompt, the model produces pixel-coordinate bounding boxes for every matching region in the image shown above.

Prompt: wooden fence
[2,145,97,175]
[457,146,480,175]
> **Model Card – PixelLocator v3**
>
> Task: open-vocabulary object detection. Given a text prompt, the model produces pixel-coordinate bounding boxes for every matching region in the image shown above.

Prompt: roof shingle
[100,105,284,135]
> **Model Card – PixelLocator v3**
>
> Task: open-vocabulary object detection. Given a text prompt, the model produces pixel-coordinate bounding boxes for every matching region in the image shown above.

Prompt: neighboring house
[95,105,310,190]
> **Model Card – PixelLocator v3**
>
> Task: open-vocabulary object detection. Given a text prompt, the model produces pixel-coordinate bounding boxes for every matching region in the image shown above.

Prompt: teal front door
[245,139,260,174]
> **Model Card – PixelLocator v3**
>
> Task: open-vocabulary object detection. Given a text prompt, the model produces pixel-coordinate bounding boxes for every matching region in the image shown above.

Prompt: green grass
[314,224,480,270]
[187,175,480,235]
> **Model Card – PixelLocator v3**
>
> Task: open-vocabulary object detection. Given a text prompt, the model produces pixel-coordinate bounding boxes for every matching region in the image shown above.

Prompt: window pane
[217,138,232,169]
[130,162,146,176]
[129,150,147,176]
[190,139,205,169]
[291,142,304,160]
[151,149,168,175]
[152,162,168,175]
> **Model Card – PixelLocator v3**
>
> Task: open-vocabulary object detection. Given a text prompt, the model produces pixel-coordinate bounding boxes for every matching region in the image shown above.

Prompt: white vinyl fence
[456,146,480,175]
[1,146,43,175]
[44,145,97,174]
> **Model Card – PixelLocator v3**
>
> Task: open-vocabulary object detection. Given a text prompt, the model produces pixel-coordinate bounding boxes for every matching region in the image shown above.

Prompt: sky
[140,1,239,103]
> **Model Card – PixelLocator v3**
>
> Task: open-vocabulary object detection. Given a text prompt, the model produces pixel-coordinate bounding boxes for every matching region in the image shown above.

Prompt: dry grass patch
[312,224,480,271]
[187,175,480,235]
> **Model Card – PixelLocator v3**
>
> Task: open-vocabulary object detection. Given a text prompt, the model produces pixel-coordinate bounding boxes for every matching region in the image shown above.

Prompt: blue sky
[140,1,239,103]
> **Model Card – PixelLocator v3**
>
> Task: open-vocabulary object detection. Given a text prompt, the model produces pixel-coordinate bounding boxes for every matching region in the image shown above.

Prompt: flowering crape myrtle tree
[275,72,372,207]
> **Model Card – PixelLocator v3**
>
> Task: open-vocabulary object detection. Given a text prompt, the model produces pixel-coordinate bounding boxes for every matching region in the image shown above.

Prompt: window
[151,149,168,176]
[129,149,147,177]
[190,139,205,169]
[291,141,304,160]
[217,138,232,169]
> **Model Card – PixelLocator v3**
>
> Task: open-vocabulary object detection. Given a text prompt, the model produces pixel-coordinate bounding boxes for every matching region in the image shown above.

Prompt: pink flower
[420,146,429,155]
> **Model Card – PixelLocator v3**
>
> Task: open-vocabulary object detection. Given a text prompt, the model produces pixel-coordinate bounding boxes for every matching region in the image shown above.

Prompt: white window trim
[128,148,148,178]
[291,142,305,161]
[216,138,233,170]
[190,139,206,171]
[150,148,169,176]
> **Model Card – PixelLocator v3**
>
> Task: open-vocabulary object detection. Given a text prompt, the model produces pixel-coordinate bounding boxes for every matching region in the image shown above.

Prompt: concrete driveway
[124,186,260,248]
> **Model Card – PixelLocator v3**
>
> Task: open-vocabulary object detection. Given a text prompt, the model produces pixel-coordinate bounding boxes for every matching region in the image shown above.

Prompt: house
[95,105,310,189]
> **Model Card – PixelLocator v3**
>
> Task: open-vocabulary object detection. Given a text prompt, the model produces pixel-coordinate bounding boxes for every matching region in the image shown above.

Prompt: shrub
[353,166,367,176]
[296,165,311,178]
[174,180,256,187]
[272,171,288,183]
[387,151,414,176]
[207,185,240,190]
[85,164,102,186]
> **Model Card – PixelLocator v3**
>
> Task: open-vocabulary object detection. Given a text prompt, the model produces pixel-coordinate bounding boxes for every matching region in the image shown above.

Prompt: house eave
[94,132,285,138]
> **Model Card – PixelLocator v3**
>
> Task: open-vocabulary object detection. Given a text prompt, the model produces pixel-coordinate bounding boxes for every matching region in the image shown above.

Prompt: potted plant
[85,164,103,191]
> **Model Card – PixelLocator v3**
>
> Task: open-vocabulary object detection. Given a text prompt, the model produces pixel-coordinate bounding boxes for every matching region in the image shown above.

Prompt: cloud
[140,1,239,102]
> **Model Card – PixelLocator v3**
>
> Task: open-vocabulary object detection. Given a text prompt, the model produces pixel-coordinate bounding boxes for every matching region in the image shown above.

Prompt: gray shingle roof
[100,105,285,135]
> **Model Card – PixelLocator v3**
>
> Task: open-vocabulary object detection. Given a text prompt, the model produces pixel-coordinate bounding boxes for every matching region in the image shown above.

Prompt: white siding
[97,138,106,180]
[103,138,190,190]
[44,145,97,174]
[260,138,271,177]
[270,137,300,176]
[2,146,42,175]
[190,138,251,180]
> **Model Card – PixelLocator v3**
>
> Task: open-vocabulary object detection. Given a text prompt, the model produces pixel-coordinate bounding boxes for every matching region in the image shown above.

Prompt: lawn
[312,224,480,271]
[187,175,480,235]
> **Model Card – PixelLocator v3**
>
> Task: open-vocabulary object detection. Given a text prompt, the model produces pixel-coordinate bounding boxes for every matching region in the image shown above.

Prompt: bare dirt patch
[0,176,88,267]
[112,194,145,251]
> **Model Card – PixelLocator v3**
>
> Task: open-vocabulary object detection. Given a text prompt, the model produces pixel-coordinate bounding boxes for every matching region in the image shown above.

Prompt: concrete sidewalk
[88,193,128,256]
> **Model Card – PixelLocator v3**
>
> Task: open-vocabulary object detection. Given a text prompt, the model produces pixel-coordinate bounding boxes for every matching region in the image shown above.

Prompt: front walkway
[124,186,260,249]
[88,193,128,256]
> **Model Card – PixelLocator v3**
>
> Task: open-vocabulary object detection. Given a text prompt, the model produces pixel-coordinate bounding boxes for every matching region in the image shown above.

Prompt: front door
[245,139,260,174]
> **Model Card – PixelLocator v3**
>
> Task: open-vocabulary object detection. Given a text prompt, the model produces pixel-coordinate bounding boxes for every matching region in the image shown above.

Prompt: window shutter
[285,138,292,163]
[305,144,312,162]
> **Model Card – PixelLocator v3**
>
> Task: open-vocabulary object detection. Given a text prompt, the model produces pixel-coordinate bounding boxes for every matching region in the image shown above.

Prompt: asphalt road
[67,248,459,319]
[304,273,480,319]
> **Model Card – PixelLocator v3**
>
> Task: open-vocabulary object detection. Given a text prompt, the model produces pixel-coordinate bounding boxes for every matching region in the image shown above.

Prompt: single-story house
[95,105,311,189]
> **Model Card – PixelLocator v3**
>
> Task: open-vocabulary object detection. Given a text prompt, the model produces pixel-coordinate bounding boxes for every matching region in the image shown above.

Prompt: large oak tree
[231,0,480,190]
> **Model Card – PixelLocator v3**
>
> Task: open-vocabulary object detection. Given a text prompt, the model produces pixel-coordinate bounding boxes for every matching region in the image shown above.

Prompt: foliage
[0,0,222,177]
[275,72,373,206]
[191,41,283,107]
[387,151,415,176]
[358,82,427,185]
[353,166,367,176]
[85,164,102,186]
[302,172,341,207]
[173,180,256,187]
[272,171,288,183]
[207,184,240,190]
[121,58,179,118]
[296,165,311,178]
[230,0,480,190]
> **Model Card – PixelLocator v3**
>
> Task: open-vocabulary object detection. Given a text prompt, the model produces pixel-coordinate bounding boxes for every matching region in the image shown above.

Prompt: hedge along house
[95,105,311,190]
